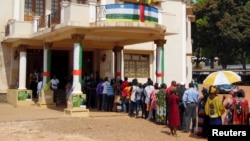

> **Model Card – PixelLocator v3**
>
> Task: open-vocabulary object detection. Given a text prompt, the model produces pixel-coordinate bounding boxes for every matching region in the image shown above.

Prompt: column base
[64,107,89,117]
[7,89,35,107]
[37,102,56,108]
[15,100,36,107]
[36,90,56,108]
[64,93,88,117]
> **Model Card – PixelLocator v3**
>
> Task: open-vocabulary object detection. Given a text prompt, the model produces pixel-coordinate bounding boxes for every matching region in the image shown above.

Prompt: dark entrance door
[26,50,94,88]
[82,51,93,77]
[51,50,69,90]
[50,51,94,88]
[26,49,43,89]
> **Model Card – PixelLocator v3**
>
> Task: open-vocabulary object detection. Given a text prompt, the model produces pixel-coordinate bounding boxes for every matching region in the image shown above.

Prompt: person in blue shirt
[182,82,200,133]
[107,79,114,112]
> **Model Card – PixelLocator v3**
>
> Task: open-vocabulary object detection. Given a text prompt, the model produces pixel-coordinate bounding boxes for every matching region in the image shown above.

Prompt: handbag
[115,95,121,104]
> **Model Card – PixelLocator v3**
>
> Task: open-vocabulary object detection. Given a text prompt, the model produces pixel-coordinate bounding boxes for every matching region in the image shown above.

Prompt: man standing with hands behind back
[182,82,199,133]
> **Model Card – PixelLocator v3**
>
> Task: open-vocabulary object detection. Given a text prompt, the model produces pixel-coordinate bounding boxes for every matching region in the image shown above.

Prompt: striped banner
[105,4,158,23]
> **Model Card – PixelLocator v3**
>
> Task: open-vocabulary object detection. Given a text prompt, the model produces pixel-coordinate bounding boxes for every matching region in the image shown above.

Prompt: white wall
[0,0,14,93]
[163,0,188,86]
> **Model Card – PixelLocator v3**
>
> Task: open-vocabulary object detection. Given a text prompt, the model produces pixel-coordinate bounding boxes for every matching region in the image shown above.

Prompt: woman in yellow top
[205,85,225,125]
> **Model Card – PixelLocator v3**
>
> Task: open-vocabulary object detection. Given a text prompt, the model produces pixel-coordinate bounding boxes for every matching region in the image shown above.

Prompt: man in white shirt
[37,79,43,99]
[144,80,154,119]
[101,77,109,111]
[51,75,59,90]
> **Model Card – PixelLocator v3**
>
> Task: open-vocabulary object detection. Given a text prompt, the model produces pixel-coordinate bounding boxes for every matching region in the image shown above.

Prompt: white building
[0,0,194,94]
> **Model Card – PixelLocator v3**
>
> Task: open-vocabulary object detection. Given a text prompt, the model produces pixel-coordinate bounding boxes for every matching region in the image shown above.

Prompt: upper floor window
[51,0,70,25]
[36,0,44,16]
[51,0,60,16]
[124,54,149,78]
[24,0,33,16]
[24,0,45,21]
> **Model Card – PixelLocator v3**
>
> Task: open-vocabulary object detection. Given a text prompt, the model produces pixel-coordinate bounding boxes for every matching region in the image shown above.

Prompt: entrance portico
[3,2,166,116]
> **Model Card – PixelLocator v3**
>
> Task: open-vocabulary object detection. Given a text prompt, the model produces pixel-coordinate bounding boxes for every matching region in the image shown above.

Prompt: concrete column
[154,39,166,84]
[121,49,124,79]
[60,1,70,23]
[13,0,20,20]
[7,19,16,36]
[100,0,106,21]
[186,16,192,86]
[89,0,97,22]
[113,46,123,81]
[158,9,162,24]
[101,0,106,5]
[33,16,40,32]
[71,34,84,94]
[43,43,53,87]
[45,0,52,28]
[18,45,27,90]
[181,0,187,83]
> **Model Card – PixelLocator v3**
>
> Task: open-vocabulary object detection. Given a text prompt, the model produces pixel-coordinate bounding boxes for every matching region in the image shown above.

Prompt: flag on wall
[105,4,158,23]
[139,4,145,22]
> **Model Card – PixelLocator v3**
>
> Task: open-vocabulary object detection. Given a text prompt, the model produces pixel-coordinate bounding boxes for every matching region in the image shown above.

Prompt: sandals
[170,134,180,137]
[174,134,180,137]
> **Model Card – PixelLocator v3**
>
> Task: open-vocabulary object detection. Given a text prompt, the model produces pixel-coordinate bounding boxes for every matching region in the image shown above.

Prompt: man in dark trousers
[182,82,199,133]
[176,82,186,130]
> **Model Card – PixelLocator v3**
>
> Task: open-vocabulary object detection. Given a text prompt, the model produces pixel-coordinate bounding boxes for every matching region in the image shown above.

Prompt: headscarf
[209,85,217,95]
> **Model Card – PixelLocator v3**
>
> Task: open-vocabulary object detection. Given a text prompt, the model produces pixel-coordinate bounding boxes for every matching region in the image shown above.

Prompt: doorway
[26,50,94,90]
[82,51,94,77]
[51,50,69,89]
[26,49,43,88]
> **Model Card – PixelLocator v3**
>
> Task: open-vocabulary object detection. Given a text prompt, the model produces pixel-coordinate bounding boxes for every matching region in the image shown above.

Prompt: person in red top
[232,89,249,125]
[166,80,177,95]
[168,87,180,137]
[123,82,132,113]
[166,80,176,124]
[120,77,129,113]
[121,77,129,91]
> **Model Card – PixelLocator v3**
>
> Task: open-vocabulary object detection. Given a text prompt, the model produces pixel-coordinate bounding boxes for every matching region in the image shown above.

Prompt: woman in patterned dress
[197,88,209,138]
[232,89,249,125]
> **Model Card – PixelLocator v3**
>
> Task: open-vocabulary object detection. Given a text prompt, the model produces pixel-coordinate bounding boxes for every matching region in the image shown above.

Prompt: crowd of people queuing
[30,70,250,138]
[80,75,250,138]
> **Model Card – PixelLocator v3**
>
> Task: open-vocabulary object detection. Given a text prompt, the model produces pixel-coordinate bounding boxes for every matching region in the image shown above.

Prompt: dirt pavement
[0,103,207,141]
[0,85,249,141]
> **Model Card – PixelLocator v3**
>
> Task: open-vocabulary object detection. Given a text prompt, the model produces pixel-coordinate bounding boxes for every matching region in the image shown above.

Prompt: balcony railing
[4,19,33,38]
[4,3,161,38]
[96,5,106,22]
[51,12,60,26]
[5,24,10,36]
[37,12,60,29]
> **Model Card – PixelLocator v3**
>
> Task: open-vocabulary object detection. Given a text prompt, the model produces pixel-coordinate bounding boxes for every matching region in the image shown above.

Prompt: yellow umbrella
[203,70,241,85]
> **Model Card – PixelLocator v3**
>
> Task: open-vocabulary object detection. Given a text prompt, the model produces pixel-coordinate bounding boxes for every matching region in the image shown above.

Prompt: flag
[105,4,158,23]
[43,81,51,91]
[140,4,145,22]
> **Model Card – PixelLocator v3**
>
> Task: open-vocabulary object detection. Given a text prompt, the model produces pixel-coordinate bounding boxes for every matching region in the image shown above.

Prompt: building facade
[0,0,194,94]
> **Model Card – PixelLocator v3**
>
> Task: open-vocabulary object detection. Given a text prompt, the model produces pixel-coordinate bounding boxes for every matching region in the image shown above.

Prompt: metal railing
[5,24,10,36]
[37,12,60,29]
[5,3,161,35]
[96,5,106,22]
